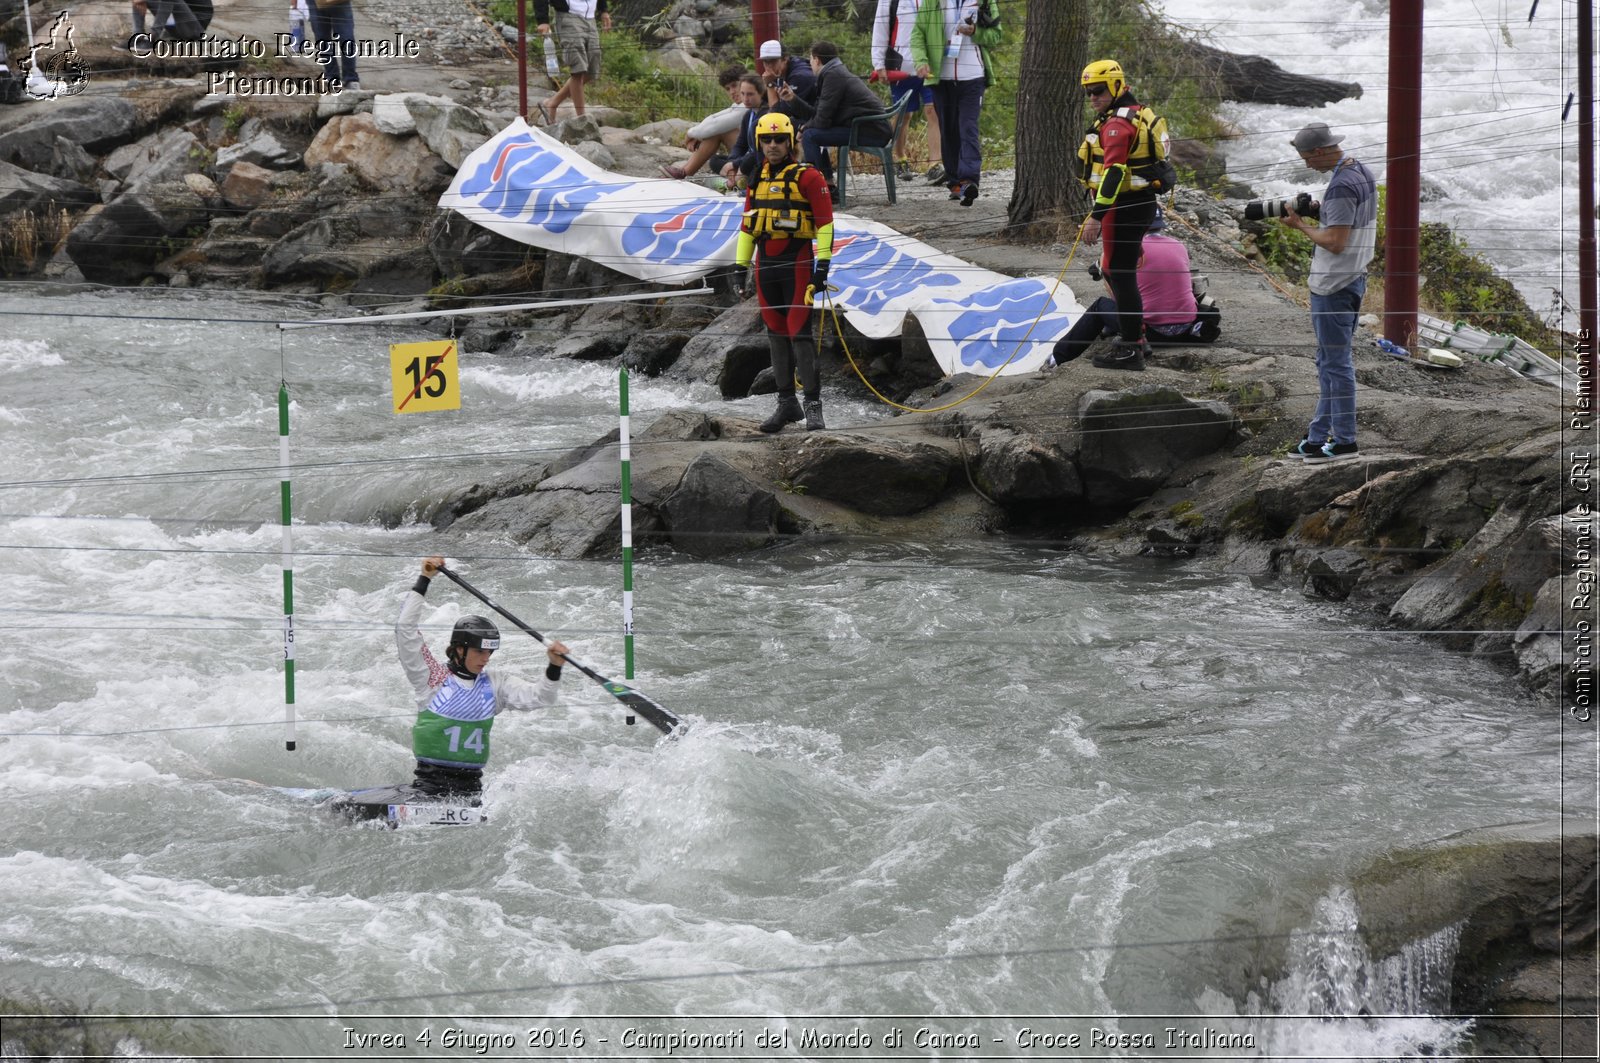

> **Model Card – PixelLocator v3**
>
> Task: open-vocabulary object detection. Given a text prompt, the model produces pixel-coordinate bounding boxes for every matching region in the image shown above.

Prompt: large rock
[260,216,368,284]
[106,128,205,193]
[406,95,493,168]
[654,42,712,78]
[660,451,782,557]
[785,433,956,517]
[163,217,275,287]
[219,160,283,210]
[1513,575,1570,697]
[670,301,771,396]
[370,92,429,135]
[971,424,1082,505]
[0,98,139,172]
[1253,455,1422,534]
[620,330,692,376]
[0,160,94,275]
[216,118,307,174]
[1390,503,1555,655]
[1075,386,1237,507]
[1350,821,1597,1061]
[0,159,97,219]
[447,418,710,558]
[259,197,434,288]
[428,210,536,277]
[64,181,209,285]
[302,113,452,194]
[48,137,97,184]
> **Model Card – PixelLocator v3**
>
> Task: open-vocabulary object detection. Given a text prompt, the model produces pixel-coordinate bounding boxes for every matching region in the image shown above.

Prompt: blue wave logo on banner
[456,136,606,233]
[442,119,1074,374]
[945,280,1073,370]
[830,231,963,314]
[622,202,742,264]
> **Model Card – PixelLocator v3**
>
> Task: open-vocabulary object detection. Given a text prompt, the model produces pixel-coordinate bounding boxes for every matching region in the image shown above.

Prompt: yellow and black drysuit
[1079,92,1171,344]
[735,154,836,431]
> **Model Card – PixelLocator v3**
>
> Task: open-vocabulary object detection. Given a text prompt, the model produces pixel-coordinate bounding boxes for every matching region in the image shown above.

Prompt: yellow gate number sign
[390,340,460,414]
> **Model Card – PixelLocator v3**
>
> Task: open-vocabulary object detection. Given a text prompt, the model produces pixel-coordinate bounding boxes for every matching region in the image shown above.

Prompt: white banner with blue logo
[440,119,1080,376]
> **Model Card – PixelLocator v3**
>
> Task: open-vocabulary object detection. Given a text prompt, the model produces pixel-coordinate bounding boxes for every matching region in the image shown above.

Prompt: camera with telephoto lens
[1244,192,1319,221]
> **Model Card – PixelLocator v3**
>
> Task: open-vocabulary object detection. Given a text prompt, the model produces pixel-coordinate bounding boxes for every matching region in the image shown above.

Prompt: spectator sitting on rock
[661,65,751,180]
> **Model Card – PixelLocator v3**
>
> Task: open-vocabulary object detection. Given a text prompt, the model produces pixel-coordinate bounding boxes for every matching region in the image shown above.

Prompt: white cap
[758,40,782,59]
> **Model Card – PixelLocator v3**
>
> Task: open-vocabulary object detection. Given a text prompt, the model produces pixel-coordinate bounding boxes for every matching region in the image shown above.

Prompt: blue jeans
[801,125,888,183]
[310,2,358,86]
[1307,278,1364,445]
[931,77,984,187]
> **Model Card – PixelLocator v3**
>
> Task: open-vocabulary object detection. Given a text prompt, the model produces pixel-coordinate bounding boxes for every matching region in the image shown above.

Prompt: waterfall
[1201,887,1475,1061]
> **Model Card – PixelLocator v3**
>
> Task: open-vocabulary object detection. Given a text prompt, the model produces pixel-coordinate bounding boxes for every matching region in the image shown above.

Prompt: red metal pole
[1580,0,1597,374]
[517,0,529,120]
[752,0,779,55]
[1383,0,1423,347]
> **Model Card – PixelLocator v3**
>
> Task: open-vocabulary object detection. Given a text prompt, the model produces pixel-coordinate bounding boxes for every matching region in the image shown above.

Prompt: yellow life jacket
[1077,104,1175,195]
[742,161,817,242]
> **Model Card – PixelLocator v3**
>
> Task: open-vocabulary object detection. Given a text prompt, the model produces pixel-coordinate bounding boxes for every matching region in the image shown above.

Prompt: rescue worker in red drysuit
[1076,59,1173,372]
[735,112,836,433]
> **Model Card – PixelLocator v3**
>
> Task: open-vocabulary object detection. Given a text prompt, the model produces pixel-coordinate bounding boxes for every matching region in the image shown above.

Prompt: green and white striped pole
[278,382,297,751]
[619,367,635,681]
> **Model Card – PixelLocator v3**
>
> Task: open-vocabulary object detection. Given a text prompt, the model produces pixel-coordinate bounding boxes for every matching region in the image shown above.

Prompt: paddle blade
[602,681,683,737]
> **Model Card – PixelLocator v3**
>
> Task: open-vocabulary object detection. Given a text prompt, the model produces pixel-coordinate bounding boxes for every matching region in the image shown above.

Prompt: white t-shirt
[937,0,985,83]
[871,0,920,70]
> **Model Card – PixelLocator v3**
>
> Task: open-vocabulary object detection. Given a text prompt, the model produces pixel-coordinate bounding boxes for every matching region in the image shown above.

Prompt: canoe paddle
[437,565,684,737]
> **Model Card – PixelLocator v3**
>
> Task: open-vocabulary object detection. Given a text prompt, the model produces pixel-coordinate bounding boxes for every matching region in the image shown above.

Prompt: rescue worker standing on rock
[1076,59,1176,372]
[735,112,836,433]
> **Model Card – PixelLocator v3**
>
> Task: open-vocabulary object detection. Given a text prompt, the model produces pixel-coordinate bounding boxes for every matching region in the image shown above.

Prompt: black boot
[1091,338,1148,372]
[759,394,804,433]
[804,399,825,431]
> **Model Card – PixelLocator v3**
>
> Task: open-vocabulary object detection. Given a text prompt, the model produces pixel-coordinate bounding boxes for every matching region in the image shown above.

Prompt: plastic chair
[836,90,916,209]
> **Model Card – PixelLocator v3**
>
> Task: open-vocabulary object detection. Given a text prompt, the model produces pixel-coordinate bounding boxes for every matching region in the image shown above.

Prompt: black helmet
[450,615,501,651]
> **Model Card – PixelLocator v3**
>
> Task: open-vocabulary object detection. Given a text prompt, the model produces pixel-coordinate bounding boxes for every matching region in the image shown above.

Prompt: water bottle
[1375,338,1410,360]
[543,36,560,80]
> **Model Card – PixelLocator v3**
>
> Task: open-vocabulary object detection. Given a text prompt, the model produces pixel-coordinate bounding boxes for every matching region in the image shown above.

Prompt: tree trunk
[1006,3,1090,243]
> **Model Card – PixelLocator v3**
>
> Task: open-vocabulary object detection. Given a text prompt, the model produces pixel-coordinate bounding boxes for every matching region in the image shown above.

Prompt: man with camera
[1280,121,1377,463]
[757,39,819,126]
[1075,59,1177,371]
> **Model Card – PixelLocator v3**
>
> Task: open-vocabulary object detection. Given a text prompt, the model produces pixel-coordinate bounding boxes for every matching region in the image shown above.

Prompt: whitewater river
[0,287,1580,1060]
[1163,0,1581,330]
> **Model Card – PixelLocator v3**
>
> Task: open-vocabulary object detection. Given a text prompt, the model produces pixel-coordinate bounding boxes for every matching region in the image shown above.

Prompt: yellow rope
[821,221,1086,415]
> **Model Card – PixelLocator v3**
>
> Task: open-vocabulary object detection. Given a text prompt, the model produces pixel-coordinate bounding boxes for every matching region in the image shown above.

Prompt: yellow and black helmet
[1081,59,1126,100]
[754,112,795,142]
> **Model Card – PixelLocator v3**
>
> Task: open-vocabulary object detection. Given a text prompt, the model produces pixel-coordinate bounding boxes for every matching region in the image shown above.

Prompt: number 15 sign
[390,340,460,414]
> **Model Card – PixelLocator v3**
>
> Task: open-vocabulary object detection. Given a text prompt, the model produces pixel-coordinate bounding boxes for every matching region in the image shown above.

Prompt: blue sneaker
[1292,438,1326,458]
[1303,441,1360,464]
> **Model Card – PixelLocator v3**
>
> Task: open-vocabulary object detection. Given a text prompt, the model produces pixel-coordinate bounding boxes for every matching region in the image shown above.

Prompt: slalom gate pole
[278,382,297,751]
[619,367,635,680]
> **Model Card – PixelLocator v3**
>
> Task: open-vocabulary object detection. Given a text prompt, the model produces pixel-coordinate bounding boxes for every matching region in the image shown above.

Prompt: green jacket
[909,0,1002,87]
